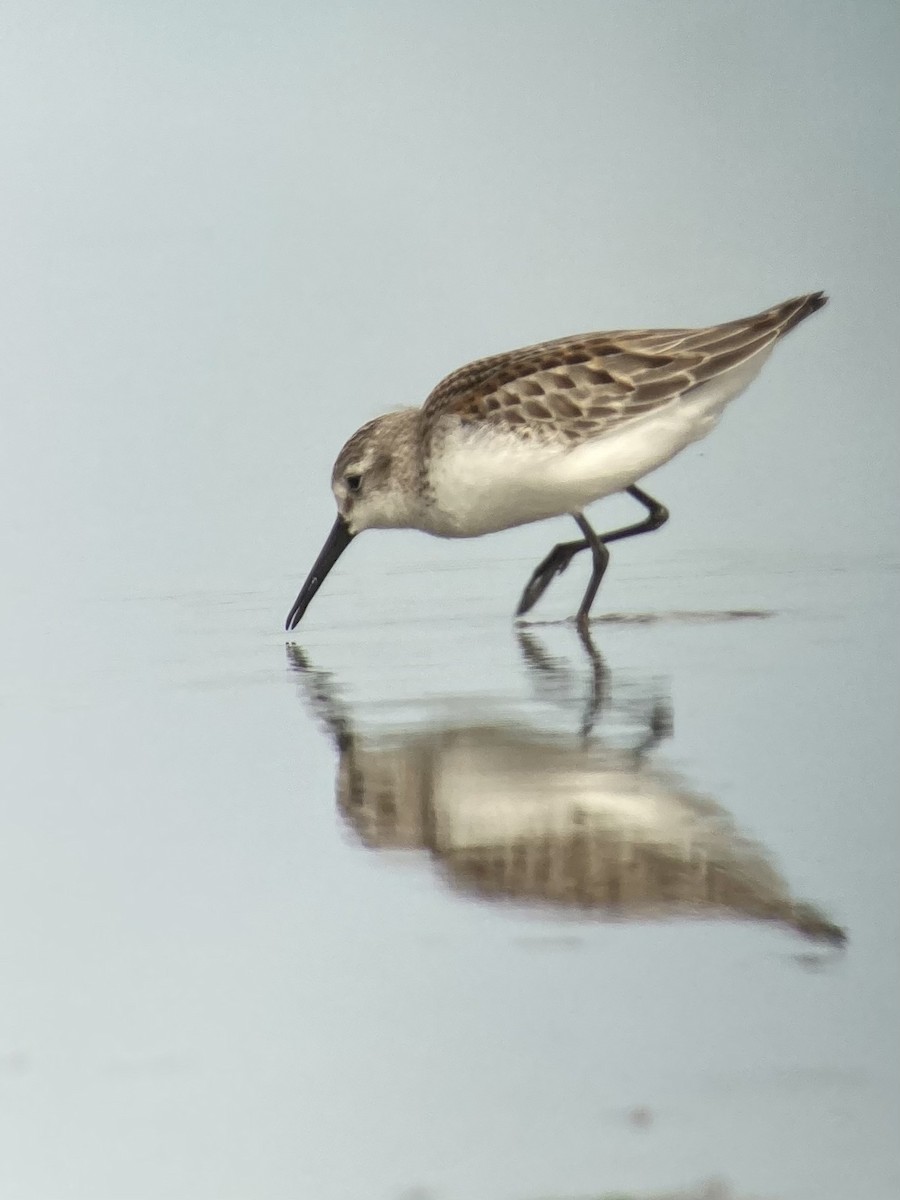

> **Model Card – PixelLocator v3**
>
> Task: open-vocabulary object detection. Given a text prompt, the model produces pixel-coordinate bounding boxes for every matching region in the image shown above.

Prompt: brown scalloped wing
[423,293,825,442]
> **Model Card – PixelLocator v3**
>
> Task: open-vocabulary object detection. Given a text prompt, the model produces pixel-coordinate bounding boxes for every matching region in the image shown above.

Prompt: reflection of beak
[285,515,354,630]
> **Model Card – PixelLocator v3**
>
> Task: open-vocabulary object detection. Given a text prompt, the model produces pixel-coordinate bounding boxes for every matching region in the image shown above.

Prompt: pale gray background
[1,4,898,1199]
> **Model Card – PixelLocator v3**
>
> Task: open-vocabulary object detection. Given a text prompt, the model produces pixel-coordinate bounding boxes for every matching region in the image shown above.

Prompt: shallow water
[1,547,898,1200]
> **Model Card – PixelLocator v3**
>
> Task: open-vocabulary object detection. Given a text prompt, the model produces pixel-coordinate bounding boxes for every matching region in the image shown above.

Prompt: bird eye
[345,473,362,493]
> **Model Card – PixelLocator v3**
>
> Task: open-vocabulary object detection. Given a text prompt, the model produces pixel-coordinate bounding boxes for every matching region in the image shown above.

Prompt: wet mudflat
[1,547,897,1200]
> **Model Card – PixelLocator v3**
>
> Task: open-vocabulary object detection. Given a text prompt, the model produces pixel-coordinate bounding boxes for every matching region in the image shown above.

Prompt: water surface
[2,549,897,1199]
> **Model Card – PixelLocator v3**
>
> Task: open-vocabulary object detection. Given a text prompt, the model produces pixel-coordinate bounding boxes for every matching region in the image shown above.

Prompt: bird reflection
[287,631,845,946]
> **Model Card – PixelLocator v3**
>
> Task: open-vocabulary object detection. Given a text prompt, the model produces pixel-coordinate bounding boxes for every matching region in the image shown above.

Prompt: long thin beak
[285,515,354,630]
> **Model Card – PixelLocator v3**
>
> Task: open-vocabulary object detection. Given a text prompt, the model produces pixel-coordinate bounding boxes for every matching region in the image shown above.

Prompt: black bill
[285,515,354,631]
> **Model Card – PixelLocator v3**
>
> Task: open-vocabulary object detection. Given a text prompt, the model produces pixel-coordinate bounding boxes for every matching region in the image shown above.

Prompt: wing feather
[423,293,825,441]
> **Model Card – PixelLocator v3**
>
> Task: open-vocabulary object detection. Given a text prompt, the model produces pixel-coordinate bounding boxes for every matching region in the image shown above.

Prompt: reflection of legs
[573,513,609,628]
[515,485,669,617]
[573,619,607,738]
[515,622,608,737]
[631,700,674,760]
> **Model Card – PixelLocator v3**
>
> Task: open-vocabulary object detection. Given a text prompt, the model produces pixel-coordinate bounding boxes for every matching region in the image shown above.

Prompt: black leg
[573,513,609,627]
[515,485,669,617]
[600,485,669,547]
[515,536,589,616]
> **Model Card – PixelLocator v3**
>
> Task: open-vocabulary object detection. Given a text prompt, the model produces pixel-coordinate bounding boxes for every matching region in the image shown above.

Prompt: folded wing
[423,293,826,443]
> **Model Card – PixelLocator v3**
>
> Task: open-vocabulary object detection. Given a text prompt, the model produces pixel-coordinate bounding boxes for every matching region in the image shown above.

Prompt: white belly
[426,345,773,537]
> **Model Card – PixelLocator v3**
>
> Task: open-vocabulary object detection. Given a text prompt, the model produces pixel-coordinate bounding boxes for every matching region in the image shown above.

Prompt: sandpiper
[285,292,827,630]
